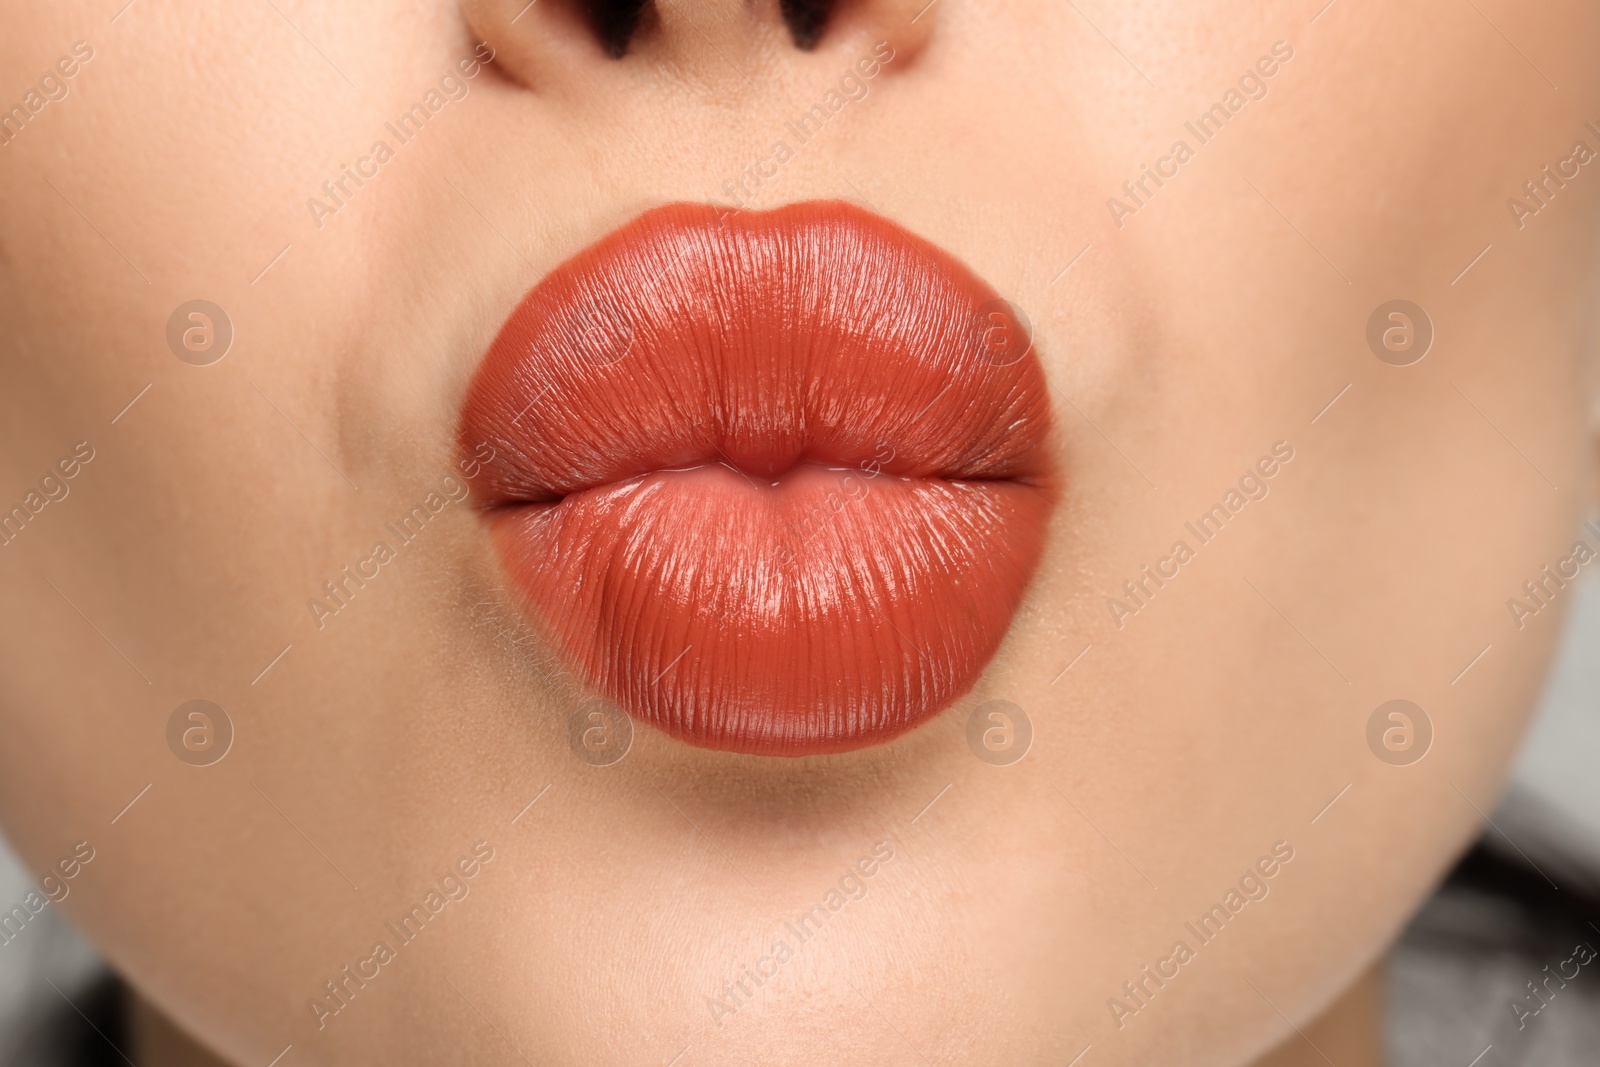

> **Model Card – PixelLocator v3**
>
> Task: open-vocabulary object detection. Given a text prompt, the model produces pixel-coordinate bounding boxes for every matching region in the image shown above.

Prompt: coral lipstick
[459,201,1055,756]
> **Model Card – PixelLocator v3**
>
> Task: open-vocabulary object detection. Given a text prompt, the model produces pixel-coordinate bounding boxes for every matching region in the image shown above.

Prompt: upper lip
[459,200,1056,756]
[465,203,1053,505]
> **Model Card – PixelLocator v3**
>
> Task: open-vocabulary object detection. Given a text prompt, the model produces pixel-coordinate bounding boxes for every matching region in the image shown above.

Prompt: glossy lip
[458,200,1056,756]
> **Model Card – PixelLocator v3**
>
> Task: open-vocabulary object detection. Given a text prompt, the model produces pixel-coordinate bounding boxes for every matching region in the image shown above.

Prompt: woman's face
[1,0,1597,1063]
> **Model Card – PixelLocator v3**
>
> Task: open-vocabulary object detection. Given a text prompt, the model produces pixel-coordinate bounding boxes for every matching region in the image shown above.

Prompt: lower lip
[460,201,1056,756]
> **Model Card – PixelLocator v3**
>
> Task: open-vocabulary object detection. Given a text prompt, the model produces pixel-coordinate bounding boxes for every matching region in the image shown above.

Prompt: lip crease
[458,200,1056,756]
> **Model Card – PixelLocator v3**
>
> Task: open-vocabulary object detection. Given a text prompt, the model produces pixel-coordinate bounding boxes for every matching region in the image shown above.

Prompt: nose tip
[463,0,934,93]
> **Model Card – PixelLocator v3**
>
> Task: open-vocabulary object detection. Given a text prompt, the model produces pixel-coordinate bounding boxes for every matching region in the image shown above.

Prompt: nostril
[779,0,835,49]
[585,0,651,57]
[463,0,927,91]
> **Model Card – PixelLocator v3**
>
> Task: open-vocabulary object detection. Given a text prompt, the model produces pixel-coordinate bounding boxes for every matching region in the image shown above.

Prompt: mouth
[458,200,1056,756]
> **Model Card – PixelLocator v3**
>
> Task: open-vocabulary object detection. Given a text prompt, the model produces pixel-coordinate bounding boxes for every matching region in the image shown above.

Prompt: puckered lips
[459,200,1056,756]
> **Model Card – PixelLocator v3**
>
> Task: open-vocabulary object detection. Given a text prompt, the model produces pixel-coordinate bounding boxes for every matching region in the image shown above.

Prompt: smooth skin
[1,1,1597,1064]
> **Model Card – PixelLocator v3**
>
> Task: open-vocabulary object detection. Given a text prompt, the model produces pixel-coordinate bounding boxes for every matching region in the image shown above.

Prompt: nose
[463,0,934,92]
